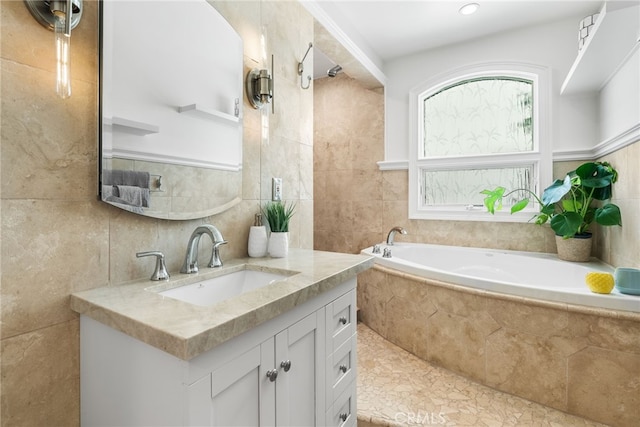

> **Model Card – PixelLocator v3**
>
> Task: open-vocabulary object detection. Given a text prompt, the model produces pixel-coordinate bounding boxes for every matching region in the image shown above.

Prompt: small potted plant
[482,161,622,261]
[263,201,295,258]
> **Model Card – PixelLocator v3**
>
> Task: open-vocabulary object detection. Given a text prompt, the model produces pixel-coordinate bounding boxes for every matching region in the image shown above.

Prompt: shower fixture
[298,42,313,90]
[25,0,83,99]
[327,65,342,78]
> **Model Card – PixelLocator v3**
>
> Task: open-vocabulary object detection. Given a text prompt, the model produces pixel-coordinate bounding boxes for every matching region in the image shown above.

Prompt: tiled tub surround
[357,265,640,427]
[361,243,636,313]
[357,323,608,427]
[72,249,372,360]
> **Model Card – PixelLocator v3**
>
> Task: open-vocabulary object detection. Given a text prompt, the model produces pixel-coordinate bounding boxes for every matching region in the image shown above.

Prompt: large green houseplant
[482,161,622,260]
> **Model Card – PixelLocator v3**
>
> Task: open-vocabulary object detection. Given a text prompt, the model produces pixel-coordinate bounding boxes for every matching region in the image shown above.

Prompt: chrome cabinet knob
[339,413,348,422]
[266,369,278,382]
[339,316,347,325]
[280,360,292,372]
[339,364,348,373]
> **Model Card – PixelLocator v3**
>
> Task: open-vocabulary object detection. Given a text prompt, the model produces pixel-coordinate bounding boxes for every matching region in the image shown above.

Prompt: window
[408,63,551,221]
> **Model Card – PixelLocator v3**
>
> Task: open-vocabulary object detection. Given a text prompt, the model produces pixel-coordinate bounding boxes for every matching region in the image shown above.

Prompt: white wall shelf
[561,2,640,94]
[178,104,240,124]
[104,116,160,135]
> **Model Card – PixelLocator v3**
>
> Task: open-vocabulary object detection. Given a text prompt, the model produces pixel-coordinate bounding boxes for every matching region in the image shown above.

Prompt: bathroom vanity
[71,250,372,427]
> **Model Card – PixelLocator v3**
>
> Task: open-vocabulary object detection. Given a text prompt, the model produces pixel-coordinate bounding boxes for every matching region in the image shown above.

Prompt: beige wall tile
[486,297,569,336]
[1,200,109,339]
[485,328,568,410]
[568,312,640,355]
[385,295,430,361]
[1,320,80,427]
[1,61,97,201]
[426,310,489,382]
[568,346,640,427]
[356,269,392,336]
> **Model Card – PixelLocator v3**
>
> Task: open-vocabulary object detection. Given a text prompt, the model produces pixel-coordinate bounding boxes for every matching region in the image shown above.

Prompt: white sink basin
[159,269,291,307]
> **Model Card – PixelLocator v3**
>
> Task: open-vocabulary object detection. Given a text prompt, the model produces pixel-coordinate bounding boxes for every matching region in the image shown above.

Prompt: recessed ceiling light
[459,3,480,16]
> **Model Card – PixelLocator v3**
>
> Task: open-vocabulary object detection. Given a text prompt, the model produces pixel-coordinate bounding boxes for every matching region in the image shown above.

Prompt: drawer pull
[339,316,347,325]
[339,364,348,373]
[280,360,292,372]
[339,413,348,422]
[266,369,278,382]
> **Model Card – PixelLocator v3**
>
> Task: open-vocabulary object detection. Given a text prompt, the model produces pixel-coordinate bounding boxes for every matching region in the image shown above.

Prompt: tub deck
[357,323,608,427]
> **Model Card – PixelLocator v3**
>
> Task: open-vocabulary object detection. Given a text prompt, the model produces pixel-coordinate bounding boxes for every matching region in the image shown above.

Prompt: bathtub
[361,242,638,313]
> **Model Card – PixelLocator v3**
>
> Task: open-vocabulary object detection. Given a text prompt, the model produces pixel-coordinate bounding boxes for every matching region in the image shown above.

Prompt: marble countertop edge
[71,249,374,360]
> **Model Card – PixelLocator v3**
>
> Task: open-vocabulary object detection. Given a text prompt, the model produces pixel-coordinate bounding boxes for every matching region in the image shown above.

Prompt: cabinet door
[275,309,325,427]
[190,339,276,426]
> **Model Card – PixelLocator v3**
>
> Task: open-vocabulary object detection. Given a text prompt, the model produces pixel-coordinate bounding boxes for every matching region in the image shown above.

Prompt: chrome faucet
[180,224,228,274]
[386,226,407,245]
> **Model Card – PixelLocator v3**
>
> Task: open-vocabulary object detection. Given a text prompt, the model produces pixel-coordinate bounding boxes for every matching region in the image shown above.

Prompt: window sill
[409,208,540,223]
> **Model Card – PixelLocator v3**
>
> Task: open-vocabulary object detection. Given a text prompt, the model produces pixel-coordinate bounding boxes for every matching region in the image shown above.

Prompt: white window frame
[408,62,552,222]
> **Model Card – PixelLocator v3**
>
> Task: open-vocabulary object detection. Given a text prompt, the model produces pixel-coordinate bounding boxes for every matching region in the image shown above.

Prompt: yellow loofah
[585,272,615,294]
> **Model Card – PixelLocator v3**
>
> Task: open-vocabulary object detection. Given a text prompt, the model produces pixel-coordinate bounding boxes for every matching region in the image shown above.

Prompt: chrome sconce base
[246,67,273,110]
[24,0,83,32]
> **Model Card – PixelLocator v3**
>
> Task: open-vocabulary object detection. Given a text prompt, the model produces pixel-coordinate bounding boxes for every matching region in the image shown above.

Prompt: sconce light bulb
[54,12,72,99]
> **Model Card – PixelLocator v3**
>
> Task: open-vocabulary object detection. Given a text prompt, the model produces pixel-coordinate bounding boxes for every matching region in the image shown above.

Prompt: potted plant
[482,161,622,261]
[263,201,295,258]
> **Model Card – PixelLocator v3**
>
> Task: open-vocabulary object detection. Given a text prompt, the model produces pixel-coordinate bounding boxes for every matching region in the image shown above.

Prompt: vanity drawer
[326,289,356,353]
[325,379,356,427]
[326,334,356,407]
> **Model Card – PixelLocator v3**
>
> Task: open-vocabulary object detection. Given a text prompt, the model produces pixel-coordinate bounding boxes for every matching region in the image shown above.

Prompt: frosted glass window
[420,166,535,206]
[422,78,533,158]
[408,64,551,221]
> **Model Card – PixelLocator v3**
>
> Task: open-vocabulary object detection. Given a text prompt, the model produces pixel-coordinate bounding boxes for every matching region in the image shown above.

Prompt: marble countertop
[71,249,373,360]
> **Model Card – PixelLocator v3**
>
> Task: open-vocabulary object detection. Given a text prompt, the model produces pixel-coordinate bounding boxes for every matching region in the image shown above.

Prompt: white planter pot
[268,232,289,258]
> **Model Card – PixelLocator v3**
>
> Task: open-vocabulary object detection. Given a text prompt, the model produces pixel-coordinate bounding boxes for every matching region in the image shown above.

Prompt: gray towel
[115,185,150,208]
[103,169,150,188]
[101,185,115,199]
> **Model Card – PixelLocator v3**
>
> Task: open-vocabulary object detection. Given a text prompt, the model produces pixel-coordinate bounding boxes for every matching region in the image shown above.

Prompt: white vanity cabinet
[80,278,357,427]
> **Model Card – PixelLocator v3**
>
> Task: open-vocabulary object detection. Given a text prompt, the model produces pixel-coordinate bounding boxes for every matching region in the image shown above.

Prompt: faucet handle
[136,251,170,281]
[209,240,228,268]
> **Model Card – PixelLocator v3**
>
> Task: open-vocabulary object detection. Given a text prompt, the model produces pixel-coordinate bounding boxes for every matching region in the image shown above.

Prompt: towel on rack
[115,185,150,208]
[102,169,150,188]
[101,185,115,199]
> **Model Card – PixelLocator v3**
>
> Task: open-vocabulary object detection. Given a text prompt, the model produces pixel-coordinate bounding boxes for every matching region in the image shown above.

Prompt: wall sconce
[24,0,83,99]
[246,62,273,110]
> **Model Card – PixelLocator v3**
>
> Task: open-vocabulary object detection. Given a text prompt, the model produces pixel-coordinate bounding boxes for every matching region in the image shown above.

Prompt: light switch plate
[272,177,282,201]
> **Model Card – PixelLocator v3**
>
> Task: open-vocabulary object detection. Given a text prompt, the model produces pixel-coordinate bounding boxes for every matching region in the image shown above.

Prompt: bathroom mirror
[99,0,243,220]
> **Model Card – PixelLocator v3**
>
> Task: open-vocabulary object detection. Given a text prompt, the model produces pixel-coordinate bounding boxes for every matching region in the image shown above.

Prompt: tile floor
[357,323,609,427]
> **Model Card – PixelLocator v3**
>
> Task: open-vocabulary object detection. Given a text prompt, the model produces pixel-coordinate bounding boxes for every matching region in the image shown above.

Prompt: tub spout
[386,226,407,245]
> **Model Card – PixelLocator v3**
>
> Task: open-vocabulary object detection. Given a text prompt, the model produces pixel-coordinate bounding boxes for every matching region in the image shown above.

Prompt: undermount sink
[158,268,293,307]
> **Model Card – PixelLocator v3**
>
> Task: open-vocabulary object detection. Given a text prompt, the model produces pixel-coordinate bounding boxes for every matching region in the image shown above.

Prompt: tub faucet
[180,224,228,274]
[386,226,407,245]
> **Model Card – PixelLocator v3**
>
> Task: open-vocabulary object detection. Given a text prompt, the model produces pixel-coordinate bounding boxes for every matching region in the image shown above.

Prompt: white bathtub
[361,242,639,313]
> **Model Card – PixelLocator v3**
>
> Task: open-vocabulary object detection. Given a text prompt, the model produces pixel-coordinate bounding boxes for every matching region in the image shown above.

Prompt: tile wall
[0,0,313,424]
[314,74,639,269]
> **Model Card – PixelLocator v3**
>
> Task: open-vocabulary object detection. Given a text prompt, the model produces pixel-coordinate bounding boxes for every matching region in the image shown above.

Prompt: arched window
[408,63,551,221]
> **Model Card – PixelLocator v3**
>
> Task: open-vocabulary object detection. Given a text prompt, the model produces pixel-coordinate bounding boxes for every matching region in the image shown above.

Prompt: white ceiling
[312,0,623,78]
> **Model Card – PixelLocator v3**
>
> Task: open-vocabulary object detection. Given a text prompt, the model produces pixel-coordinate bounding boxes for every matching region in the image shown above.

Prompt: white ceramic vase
[248,226,268,258]
[268,232,289,258]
